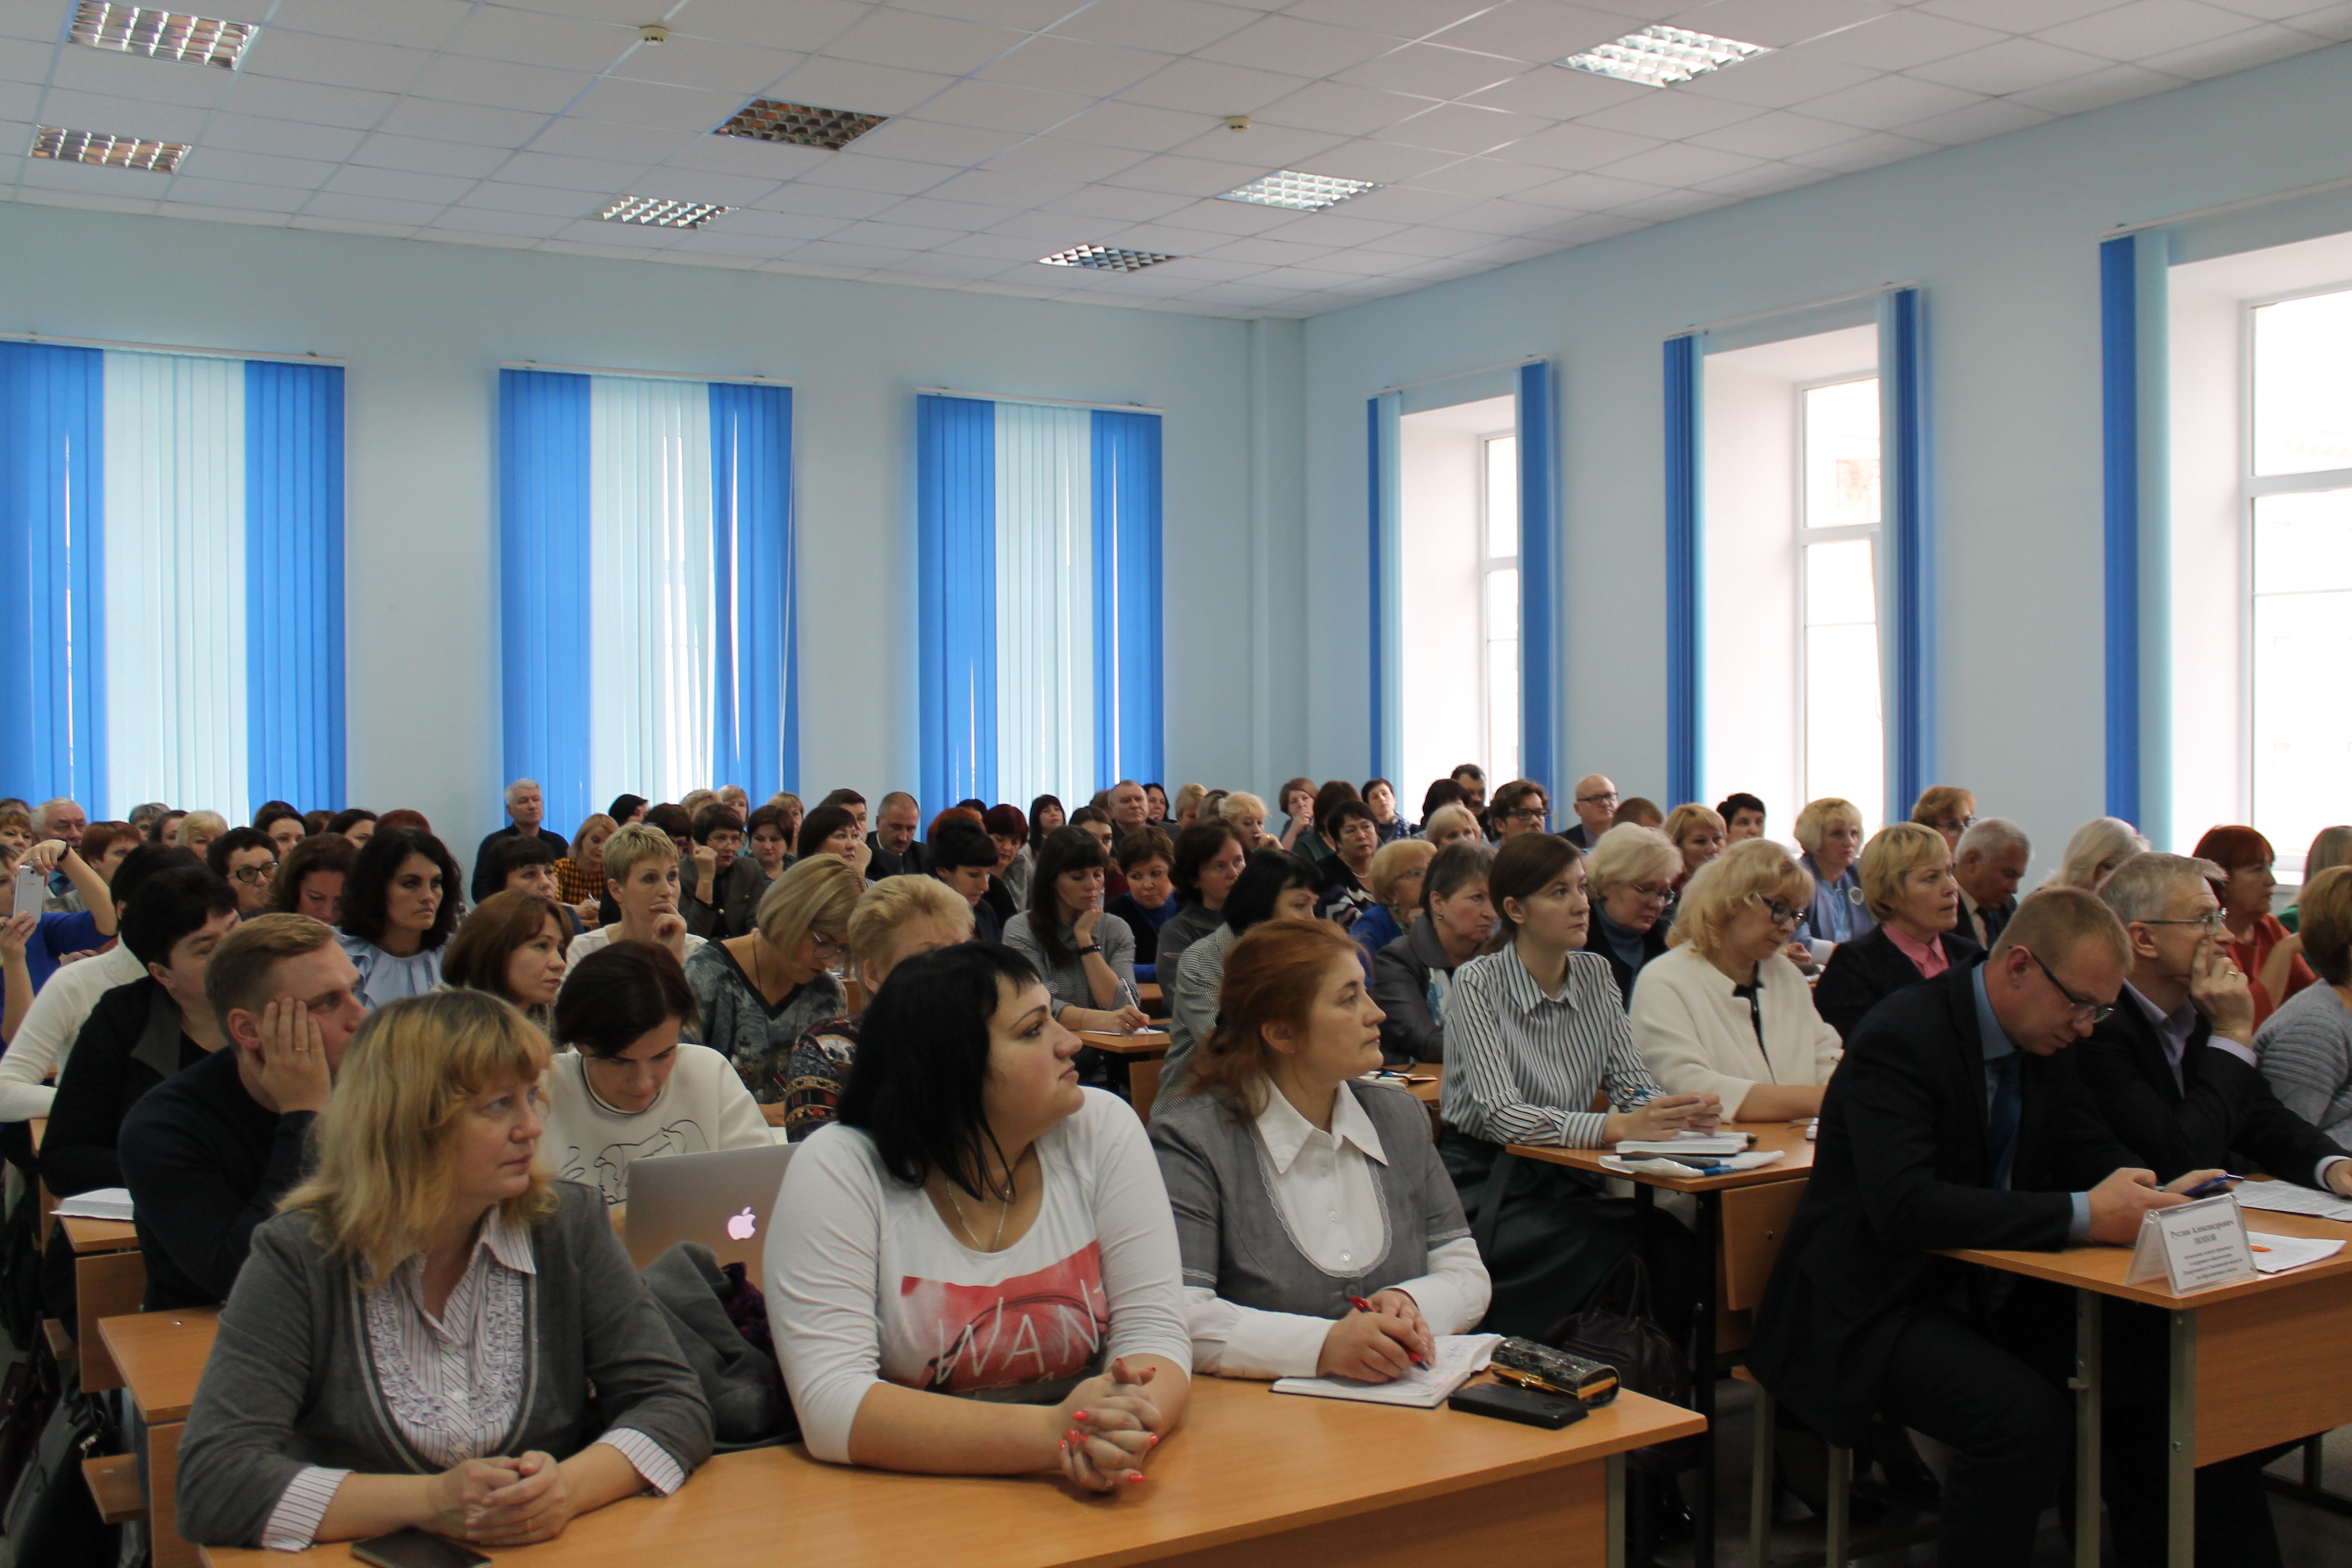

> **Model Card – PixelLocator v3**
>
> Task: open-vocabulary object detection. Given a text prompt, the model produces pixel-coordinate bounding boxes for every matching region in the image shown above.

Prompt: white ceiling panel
[0,0,2338,318]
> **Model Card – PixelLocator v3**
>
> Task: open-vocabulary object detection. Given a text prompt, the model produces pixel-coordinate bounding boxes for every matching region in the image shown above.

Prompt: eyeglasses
[2022,947,2115,1023]
[1504,807,1549,824]
[810,932,848,961]
[1929,815,1976,833]
[1576,791,1619,806]
[1749,895,1810,931]
[2140,911,2229,934]
[232,862,279,885]
[1628,881,1672,903]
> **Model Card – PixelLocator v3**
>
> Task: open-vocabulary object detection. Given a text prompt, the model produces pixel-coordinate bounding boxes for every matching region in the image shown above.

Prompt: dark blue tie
[1987,1051,2023,1190]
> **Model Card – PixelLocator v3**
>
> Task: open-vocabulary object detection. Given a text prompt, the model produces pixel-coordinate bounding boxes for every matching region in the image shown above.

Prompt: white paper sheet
[1271,1333,1503,1408]
[2233,1182,2352,1223]
[2247,1231,2347,1275]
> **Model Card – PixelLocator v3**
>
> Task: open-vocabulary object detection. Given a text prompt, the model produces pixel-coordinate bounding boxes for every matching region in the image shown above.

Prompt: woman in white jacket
[1630,840,1842,1122]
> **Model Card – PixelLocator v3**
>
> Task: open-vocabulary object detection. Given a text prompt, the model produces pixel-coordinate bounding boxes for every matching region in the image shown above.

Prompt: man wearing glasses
[1563,775,1617,850]
[1488,780,1550,841]
[1748,888,2220,1567]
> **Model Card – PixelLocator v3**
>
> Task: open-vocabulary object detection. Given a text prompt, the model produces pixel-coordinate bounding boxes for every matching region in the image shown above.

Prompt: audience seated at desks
[1164,851,1320,1104]
[1311,797,1382,930]
[768,944,1190,1488]
[1368,842,1494,1066]
[1151,919,1491,1381]
[545,941,769,1205]
[176,989,712,1551]
[1435,834,1718,1341]
[923,817,1005,943]
[567,821,703,971]
[554,810,617,912]
[1095,781,1153,896]
[1581,824,1678,1005]
[687,855,859,1123]
[1794,796,1872,956]
[1746,890,2219,1567]
[1814,823,1983,1041]
[1349,837,1432,971]
[1105,825,1177,981]
[1631,840,1843,1122]
[1952,817,2030,949]
[2259,865,2352,1146]
[682,803,761,939]
[442,890,569,1026]
[339,827,462,1011]
[784,874,974,1141]
[1155,820,1246,980]
[122,914,368,1310]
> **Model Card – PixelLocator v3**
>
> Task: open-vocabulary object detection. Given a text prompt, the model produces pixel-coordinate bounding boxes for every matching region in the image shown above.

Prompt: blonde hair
[2299,865,2352,987]
[1792,798,1860,853]
[281,991,554,1282]
[1670,839,1815,955]
[1859,821,1952,922]
[1220,791,1267,824]
[1663,803,1725,852]
[848,874,973,965]
[755,852,861,952]
[2304,826,2352,882]
[176,809,227,848]
[1422,802,1479,843]
[679,788,717,818]
[600,820,678,889]
[1367,837,1436,905]
[1912,785,1975,826]
[1173,783,1207,820]
[569,812,617,862]
[204,913,339,1027]
[765,792,803,817]
[2045,816,2148,891]
[1587,823,1680,895]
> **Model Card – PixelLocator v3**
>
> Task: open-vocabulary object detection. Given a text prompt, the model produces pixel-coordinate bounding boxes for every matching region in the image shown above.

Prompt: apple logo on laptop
[727,1208,758,1242]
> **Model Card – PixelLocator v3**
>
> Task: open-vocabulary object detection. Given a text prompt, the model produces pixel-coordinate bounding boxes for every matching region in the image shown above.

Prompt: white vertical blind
[102,350,248,816]
[993,402,1093,810]
[589,375,713,809]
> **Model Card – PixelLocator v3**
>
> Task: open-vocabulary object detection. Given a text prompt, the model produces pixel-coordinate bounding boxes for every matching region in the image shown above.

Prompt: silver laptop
[622,1141,795,1270]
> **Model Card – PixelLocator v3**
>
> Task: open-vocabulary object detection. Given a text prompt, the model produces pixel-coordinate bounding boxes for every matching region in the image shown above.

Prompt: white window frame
[1478,428,1521,786]
[2240,281,2352,872]
[1795,372,1884,827]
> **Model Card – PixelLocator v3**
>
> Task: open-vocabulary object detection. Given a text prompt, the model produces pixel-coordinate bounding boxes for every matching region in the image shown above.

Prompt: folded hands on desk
[1059,1356,1164,1491]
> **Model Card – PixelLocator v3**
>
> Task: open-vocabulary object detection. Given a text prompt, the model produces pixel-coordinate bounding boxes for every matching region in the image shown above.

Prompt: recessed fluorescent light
[32,124,187,172]
[1039,244,1175,273]
[1562,25,1767,88]
[597,195,732,230]
[70,2,255,69]
[1219,170,1379,213]
[717,99,886,151]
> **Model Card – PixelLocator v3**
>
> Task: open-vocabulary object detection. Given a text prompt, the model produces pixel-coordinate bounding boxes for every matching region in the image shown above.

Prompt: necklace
[941,1147,1027,1251]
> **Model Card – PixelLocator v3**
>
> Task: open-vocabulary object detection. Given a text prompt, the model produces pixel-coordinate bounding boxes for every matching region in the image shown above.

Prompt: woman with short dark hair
[338,827,463,1011]
[769,944,1189,1486]
[1370,841,1495,1065]
[1163,850,1321,1102]
[1154,821,1246,981]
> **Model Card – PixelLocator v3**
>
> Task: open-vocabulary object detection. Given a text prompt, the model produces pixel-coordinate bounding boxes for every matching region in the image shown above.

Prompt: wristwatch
[1076,943,1102,956]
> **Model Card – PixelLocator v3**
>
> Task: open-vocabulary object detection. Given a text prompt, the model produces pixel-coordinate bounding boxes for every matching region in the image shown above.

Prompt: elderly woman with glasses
[1814,823,1982,1041]
[685,854,862,1124]
[1580,825,1680,1005]
[1910,786,1978,853]
[1631,840,1842,1121]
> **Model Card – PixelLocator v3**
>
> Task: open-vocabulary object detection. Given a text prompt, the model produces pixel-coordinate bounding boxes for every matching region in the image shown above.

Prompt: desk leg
[1692,1189,1719,1568]
[148,1420,194,1568]
[2168,1310,2197,1568]
[2072,1289,2101,1568]
[1129,1057,1162,1123]
[1609,1451,1627,1568]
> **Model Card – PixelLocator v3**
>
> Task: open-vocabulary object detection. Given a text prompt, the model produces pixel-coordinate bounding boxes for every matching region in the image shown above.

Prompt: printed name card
[2125,1193,2258,1293]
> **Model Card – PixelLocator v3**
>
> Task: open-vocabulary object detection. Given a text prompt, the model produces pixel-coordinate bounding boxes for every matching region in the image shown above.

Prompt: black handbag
[3,1364,123,1567]
[0,1185,44,1350]
[0,1330,61,1509]
[1547,1253,1701,1473]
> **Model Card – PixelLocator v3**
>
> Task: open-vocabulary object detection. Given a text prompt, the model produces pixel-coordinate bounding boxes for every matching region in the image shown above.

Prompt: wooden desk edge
[60,1213,141,1252]
[97,1310,217,1424]
[1505,1125,1815,1193]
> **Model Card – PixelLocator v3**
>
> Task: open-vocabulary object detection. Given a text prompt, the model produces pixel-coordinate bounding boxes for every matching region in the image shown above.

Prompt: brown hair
[1186,919,1366,1117]
[78,821,137,867]
[2299,866,2352,988]
[550,939,699,1057]
[441,891,569,1012]
[1611,796,1664,829]
[1480,832,1583,955]
[267,832,357,914]
[1991,885,2130,971]
[203,912,341,1027]
[1117,824,1175,872]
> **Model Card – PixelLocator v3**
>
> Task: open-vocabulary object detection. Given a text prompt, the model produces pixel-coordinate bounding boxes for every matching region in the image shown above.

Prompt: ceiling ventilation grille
[32,124,188,172]
[69,3,255,69]
[1039,245,1175,272]
[717,99,886,151]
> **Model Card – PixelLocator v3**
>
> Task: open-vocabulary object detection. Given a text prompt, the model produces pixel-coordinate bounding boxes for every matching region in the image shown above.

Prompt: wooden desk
[101,1308,218,1568]
[204,1374,1705,1568]
[59,1212,140,1253]
[1947,1204,2352,1568]
[1077,1029,1170,1121]
[1506,1121,1816,1568]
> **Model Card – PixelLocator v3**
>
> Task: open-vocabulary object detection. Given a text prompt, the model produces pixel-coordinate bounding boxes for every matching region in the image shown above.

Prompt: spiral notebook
[1270,1333,1503,1408]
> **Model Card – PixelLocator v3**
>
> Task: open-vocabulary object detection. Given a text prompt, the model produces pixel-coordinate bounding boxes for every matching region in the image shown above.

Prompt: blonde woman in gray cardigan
[176,990,712,1552]
[1151,919,1490,1382]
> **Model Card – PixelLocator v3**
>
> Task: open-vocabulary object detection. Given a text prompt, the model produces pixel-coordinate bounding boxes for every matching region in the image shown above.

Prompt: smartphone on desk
[351,1528,492,1568]
[1450,1381,1588,1431]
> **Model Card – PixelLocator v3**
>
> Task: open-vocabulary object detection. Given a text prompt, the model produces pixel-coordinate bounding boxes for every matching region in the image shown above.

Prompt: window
[1481,432,1521,788]
[2247,287,2352,854]
[1396,394,1518,797]
[1800,378,1884,834]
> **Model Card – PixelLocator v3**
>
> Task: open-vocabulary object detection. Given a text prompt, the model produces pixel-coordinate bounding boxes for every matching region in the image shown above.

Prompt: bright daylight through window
[2249,287,2352,853]
[1482,434,1520,788]
[1801,378,1883,834]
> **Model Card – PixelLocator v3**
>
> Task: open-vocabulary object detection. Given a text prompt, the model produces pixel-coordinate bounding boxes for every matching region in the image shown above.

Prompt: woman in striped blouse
[1438,833,1719,1340]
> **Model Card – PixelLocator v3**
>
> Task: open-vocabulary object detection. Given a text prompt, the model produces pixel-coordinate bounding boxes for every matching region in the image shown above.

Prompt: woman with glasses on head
[1815,823,1981,1041]
[687,854,861,1124]
[1631,840,1842,1121]
[1910,786,1978,854]
[1580,825,1680,1005]
[2195,824,2316,1029]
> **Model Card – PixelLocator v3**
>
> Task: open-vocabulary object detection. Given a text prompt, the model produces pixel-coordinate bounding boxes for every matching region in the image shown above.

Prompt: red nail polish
[1074,1410,1089,1420]
[1146,1433,1159,1445]
[1127,1474,1147,1484]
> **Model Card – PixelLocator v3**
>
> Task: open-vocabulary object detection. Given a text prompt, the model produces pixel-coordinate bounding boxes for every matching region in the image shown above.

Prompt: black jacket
[682,856,763,940]
[42,977,210,1197]
[1815,925,1983,1041]
[2079,993,2348,1185]
[867,835,926,880]
[1582,914,1668,1006]
[470,824,570,905]
[1746,963,2140,1447]
[1370,917,1464,1064]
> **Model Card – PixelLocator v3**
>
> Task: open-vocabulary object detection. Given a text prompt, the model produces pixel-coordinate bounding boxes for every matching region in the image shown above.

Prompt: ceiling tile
[1036,182,1199,220]
[571,78,753,132]
[609,39,801,95]
[655,133,833,180]
[1668,0,1901,49]
[1692,157,1836,197]
[977,35,1167,96]
[677,0,871,51]
[1253,80,1434,135]
[1673,47,1882,107]
[458,179,616,217]
[983,135,1152,181]
[846,115,1025,166]
[1051,98,1222,149]
[1796,74,1985,130]
[921,166,1086,204]
[700,206,851,239]
[164,178,308,211]
[2288,4,2352,41]
[17,183,165,216]
[497,149,654,192]
[1611,184,1738,220]
[551,216,682,247]
[299,191,446,226]
[1574,87,1764,137]
[411,226,545,249]
[755,180,903,217]
[631,169,783,206]
[324,164,476,205]
[37,89,211,142]
[832,217,969,249]
[1400,154,1563,194]
[824,8,1027,75]
[1286,0,1499,40]
[2201,0,2326,15]
[1686,107,1864,156]
[1121,57,1316,115]
[353,133,511,179]
[756,258,878,279]
[415,202,569,234]
[409,56,594,113]
[184,147,340,188]
[1782,126,1940,169]
[1806,8,2008,67]
[1195,15,1403,75]
[1593,139,1766,185]
[888,248,1025,277]
[1428,2,1649,62]
[527,118,698,162]
[957,227,1100,257]
[0,1,55,42]
[1487,118,1661,169]
[1047,0,1264,52]
[794,150,960,194]
[47,43,236,108]
[879,193,1016,226]
[269,0,473,49]
[1915,0,2141,27]
[1336,42,1530,99]
[2037,0,2256,61]
[1893,94,2055,143]
[766,56,963,115]
[203,112,369,162]
[1255,210,1412,246]
[1374,101,1554,154]
[1904,36,2119,94]
[242,32,433,92]
[915,80,1092,133]
[444,8,632,73]
[1511,168,1674,209]
[1461,62,1654,115]
[377,98,548,147]
[1169,121,1348,166]
[1102,150,1277,195]
[2005,60,2186,112]
[289,214,422,237]
[782,238,920,269]
[1141,193,1314,231]
[1197,232,1342,265]
[2137,20,2324,74]
[1297,137,1462,181]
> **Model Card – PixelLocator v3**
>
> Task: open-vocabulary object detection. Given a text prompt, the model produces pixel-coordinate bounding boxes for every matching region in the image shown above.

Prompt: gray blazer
[1004,910,1135,1017]
[176,1182,714,1547]
[1150,1082,1472,1317]
[1370,917,1462,1064]
[1163,923,1237,1106]
[1154,901,1223,982]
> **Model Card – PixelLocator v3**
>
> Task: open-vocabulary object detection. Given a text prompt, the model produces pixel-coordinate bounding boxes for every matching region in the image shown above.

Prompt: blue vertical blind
[500,370,795,831]
[2099,236,2144,825]
[1517,361,1558,799]
[1663,335,1702,808]
[1878,288,1934,817]
[0,341,342,815]
[916,393,1162,812]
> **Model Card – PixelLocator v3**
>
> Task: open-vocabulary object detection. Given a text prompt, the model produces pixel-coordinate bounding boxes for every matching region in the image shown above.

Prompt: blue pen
[2181,1173,2242,1199]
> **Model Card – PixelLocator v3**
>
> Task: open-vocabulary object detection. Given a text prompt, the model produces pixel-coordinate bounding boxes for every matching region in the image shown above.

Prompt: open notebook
[1271,1333,1503,1409]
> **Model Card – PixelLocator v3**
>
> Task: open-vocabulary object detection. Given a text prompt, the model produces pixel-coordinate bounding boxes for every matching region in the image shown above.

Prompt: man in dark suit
[865,791,924,880]
[1954,818,2031,949]
[1747,888,2214,1566]
[2076,851,2351,1567]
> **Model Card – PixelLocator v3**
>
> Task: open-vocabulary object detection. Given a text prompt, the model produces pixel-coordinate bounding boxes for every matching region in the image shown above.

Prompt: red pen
[1349,1295,1427,1368]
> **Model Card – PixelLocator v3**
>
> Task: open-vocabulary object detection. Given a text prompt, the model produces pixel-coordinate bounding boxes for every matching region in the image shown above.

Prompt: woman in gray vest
[1150,919,1490,1382]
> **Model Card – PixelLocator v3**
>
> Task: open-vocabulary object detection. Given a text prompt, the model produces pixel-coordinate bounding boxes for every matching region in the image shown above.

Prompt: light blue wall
[0,202,1268,848]
[1299,41,2352,873]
